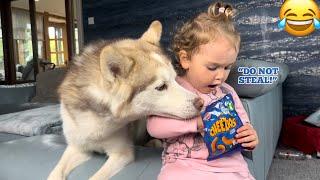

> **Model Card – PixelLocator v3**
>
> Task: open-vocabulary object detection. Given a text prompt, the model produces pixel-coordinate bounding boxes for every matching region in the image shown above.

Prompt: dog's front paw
[47,171,65,180]
[89,176,109,180]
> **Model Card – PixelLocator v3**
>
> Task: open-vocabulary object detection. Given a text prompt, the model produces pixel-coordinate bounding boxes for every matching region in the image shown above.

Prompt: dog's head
[93,21,202,120]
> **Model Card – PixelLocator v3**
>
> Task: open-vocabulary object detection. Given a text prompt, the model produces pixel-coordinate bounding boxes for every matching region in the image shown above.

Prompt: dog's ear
[140,20,162,46]
[100,46,134,81]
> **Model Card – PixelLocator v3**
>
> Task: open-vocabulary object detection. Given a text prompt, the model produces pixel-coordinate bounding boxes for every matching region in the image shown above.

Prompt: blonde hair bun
[207,2,236,19]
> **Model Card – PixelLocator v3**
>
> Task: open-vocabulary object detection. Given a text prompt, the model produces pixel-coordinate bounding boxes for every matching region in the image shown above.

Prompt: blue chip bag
[201,93,243,161]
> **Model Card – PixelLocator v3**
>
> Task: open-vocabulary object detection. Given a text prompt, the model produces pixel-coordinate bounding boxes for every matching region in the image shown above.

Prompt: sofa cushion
[0,135,255,180]
[0,102,52,115]
[0,105,62,136]
[0,83,36,104]
[0,135,162,180]
[226,59,289,98]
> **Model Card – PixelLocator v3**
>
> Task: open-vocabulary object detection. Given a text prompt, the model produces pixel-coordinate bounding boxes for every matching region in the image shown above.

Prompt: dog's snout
[193,97,204,111]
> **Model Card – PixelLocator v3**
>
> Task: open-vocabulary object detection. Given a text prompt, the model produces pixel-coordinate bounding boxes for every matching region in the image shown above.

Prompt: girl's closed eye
[207,66,218,71]
[207,64,233,71]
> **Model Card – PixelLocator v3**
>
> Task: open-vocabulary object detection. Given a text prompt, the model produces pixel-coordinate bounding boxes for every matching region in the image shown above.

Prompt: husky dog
[48,21,203,180]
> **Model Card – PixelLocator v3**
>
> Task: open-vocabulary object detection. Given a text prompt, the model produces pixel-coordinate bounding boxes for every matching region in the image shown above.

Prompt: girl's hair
[172,2,240,76]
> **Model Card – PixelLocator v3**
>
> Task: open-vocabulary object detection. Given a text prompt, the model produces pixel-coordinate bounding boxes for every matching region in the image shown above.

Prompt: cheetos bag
[201,93,243,160]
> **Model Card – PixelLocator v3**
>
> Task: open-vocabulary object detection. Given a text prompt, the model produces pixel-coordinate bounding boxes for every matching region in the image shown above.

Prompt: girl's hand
[235,123,258,150]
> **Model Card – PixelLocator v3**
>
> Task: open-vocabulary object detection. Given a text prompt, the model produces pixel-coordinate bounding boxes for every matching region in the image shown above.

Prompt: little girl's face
[182,36,238,94]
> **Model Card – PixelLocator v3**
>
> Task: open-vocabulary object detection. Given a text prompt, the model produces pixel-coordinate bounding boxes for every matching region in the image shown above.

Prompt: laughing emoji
[279,0,320,36]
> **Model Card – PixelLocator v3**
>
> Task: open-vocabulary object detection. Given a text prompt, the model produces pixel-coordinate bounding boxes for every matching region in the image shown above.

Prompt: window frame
[0,0,38,85]
[47,22,68,67]
[0,0,76,85]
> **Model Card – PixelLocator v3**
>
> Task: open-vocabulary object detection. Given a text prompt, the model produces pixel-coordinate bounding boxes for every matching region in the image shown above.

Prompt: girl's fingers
[236,135,256,143]
[237,123,254,133]
[235,129,255,138]
[236,124,251,133]
[241,140,258,148]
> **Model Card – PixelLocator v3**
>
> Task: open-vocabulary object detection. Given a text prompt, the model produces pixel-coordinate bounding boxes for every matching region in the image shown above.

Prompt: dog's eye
[155,83,167,91]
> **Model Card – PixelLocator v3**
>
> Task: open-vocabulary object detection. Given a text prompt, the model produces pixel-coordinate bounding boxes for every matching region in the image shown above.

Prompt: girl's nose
[214,68,225,82]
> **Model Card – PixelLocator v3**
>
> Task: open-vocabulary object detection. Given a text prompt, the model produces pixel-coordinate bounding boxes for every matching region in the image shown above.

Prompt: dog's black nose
[193,97,204,111]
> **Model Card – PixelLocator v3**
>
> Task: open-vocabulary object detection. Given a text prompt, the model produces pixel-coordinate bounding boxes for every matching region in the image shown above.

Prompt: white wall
[12,0,65,17]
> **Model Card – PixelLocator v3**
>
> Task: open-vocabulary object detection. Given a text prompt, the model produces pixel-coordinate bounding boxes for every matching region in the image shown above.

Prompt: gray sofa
[0,68,65,142]
[0,60,289,180]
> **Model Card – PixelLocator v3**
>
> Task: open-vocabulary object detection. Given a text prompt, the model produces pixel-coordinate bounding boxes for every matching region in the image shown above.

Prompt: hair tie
[219,7,225,14]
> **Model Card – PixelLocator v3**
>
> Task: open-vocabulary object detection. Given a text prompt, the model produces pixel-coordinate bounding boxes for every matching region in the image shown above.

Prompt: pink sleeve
[232,92,250,124]
[223,83,250,124]
[147,115,200,139]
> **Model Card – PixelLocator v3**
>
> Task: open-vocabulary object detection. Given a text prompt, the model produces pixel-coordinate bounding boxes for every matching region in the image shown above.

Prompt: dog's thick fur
[48,21,202,180]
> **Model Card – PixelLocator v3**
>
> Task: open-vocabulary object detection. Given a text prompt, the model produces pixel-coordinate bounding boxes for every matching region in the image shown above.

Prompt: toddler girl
[147,2,258,180]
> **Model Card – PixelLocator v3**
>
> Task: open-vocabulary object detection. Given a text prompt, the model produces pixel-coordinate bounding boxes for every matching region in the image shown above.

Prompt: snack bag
[201,93,243,160]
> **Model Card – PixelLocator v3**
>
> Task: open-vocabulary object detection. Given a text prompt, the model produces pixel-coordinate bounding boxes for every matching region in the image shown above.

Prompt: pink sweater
[147,77,251,173]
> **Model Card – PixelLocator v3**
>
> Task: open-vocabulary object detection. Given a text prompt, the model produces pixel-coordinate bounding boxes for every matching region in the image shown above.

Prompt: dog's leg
[48,145,91,180]
[89,147,134,180]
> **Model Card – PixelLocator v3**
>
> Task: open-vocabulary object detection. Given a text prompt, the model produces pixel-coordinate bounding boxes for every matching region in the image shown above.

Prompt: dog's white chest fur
[61,102,128,153]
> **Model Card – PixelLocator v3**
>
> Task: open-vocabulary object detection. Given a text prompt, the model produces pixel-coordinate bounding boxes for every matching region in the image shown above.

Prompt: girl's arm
[232,91,250,124]
[147,115,201,139]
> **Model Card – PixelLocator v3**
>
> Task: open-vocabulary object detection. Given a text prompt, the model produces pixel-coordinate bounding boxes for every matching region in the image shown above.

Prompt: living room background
[82,0,320,117]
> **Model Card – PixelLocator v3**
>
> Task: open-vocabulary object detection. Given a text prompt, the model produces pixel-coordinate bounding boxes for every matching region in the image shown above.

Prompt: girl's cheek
[224,71,231,78]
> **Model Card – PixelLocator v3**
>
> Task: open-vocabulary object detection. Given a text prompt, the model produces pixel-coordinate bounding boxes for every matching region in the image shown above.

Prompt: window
[11,4,34,81]
[0,0,76,84]
[36,14,44,59]
[10,1,44,82]
[48,25,66,66]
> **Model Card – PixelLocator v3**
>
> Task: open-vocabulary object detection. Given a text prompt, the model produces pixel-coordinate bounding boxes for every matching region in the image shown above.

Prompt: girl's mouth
[208,84,218,88]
